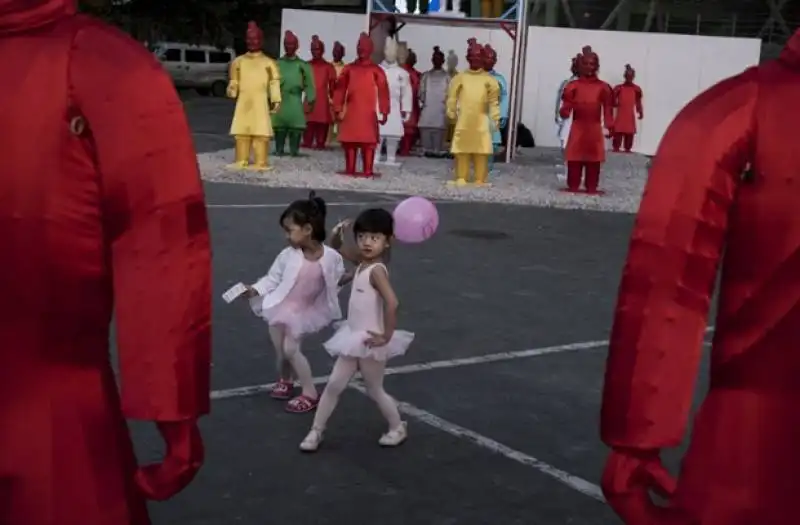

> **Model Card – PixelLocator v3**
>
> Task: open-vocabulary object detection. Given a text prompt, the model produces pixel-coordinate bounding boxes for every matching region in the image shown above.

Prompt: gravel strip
[198,147,650,213]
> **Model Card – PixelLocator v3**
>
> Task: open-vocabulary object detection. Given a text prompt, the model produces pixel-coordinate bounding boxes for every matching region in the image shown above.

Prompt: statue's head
[356,32,373,60]
[332,41,345,62]
[283,30,299,56]
[384,36,397,63]
[623,64,635,83]
[577,45,599,77]
[431,46,444,68]
[407,48,417,68]
[466,38,483,70]
[245,21,263,52]
[482,43,497,71]
[570,54,580,76]
[397,41,409,65]
[310,35,324,60]
[446,49,458,70]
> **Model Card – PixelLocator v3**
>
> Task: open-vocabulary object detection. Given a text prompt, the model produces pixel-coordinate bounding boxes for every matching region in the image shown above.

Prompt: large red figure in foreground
[559,46,613,194]
[0,1,212,523]
[332,32,390,177]
[601,29,800,525]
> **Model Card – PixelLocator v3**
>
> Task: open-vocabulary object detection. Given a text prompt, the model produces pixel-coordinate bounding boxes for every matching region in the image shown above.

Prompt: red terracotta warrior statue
[303,35,337,150]
[332,41,346,73]
[0,0,212,524]
[612,64,643,153]
[558,45,614,194]
[601,28,800,525]
[332,32,391,177]
[399,47,422,156]
[327,41,347,145]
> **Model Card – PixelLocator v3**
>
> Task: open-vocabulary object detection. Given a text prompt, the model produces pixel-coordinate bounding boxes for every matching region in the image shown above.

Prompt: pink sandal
[285,394,318,414]
[270,380,294,400]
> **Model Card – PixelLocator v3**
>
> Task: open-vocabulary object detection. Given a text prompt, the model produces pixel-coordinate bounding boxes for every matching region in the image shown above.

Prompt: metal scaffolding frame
[579,0,796,40]
[365,0,531,163]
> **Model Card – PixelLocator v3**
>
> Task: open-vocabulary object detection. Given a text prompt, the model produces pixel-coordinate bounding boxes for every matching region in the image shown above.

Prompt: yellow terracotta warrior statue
[227,21,281,170]
[446,39,500,187]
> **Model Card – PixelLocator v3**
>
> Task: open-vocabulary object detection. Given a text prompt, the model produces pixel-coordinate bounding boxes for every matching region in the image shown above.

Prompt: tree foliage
[77,0,268,47]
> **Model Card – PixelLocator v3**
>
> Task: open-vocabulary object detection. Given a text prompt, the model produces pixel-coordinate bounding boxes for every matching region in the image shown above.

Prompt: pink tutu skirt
[250,296,334,339]
[323,323,414,362]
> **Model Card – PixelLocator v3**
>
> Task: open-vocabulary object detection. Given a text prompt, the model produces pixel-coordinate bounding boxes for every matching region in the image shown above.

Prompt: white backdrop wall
[281,9,761,155]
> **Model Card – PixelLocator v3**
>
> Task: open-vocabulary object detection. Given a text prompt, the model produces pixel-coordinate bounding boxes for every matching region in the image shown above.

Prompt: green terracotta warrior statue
[272,30,316,156]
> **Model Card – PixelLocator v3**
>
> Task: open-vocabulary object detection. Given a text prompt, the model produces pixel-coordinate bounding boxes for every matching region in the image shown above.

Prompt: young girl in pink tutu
[247,192,345,413]
[300,208,414,451]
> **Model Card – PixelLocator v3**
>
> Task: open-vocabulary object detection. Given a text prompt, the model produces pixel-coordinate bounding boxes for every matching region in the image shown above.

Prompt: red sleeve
[70,21,212,422]
[374,65,391,116]
[332,65,350,113]
[603,83,614,129]
[612,85,621,107]
[600,68,758,450]
[410,69,420,91]
[327,63,337,98]
[635,85,644,117]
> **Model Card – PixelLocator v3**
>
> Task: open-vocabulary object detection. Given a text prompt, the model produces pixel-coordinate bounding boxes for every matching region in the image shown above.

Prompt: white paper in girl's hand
[222,282,248,303]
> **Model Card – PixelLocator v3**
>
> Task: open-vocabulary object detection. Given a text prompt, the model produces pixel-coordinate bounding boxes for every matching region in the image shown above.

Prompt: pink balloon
[393,196,439,244]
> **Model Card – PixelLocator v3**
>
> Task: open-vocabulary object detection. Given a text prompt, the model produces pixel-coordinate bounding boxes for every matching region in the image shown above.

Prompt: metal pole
[545,0,558,26]
[505,0,529,163]
[765,0,793,37]
[531,0,544,23]
[559,0,576,27]
[471,0,480,18]
[695,13,700,35]
[642,0,656,31]
[757,0,788,37]
[512,18,530,161]
[365,0,373,33]
[600,0,630,30]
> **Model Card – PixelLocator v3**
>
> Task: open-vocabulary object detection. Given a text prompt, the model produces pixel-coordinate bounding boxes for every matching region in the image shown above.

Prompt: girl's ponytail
[308,190,327,220]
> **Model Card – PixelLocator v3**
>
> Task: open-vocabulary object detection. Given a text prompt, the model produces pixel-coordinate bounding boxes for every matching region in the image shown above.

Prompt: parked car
[152,42,234,97]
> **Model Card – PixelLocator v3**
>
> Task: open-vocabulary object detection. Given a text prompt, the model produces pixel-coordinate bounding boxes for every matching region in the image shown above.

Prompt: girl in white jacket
[247,192,345,413]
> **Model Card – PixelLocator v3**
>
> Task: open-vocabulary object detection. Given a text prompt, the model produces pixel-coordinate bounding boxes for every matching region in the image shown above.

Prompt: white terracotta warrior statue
[418,45,450,156]
[446,49,459,77]
[377,36,411,166]
[444,49,459,147]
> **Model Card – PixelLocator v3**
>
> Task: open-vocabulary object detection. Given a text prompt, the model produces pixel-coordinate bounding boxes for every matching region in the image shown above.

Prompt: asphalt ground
[129,97,715,524]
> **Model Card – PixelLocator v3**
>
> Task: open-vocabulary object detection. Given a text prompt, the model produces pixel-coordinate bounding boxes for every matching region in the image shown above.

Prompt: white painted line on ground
[208,202,381,209]
[210,339,609,400]
[210,328,714,401]
[349,381,606,502]
[207,199,457,209]
[211,375,330,400]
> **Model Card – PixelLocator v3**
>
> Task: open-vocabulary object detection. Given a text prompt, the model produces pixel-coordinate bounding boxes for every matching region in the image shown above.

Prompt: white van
[152,42,235,97]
